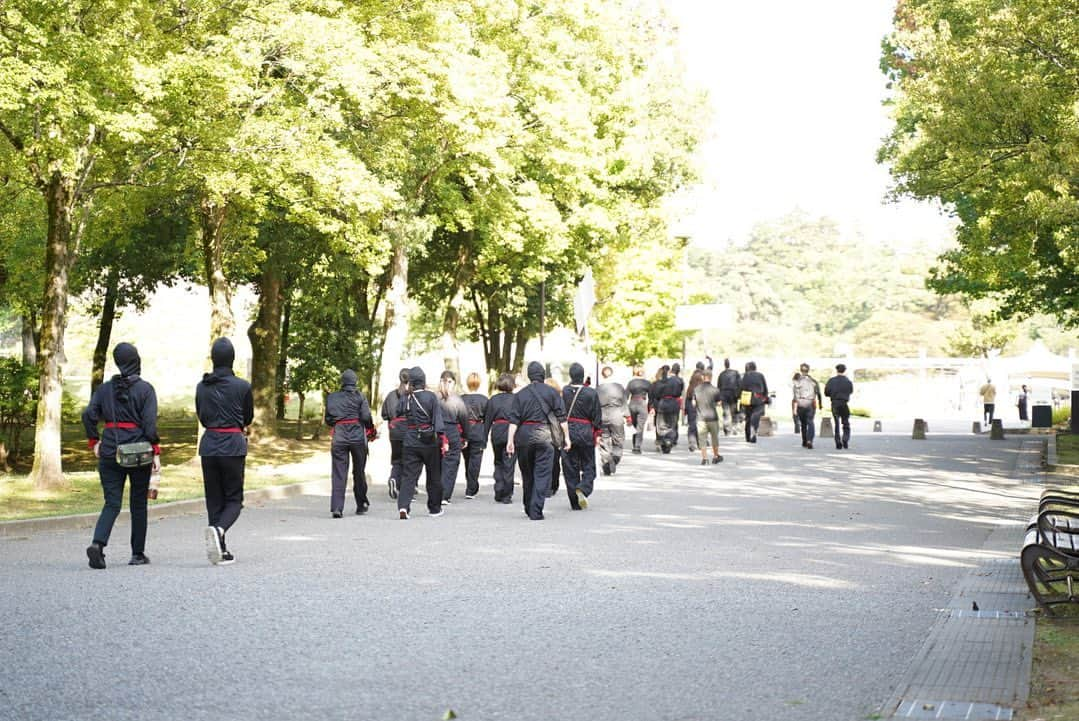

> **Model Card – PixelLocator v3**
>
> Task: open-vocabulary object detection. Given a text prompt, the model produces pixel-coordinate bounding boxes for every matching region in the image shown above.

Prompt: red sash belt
[389,417,405,426]
[335,419,359,426]
[207,427,243,433]
[521,420,543,425]
[493,419,510,424]
[468,419,483,424]
[662,395,678,399]
[104,422,137,429]
[568,417,592,424]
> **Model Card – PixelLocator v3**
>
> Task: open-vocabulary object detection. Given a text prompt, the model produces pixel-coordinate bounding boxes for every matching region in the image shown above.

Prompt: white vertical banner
[573,268,595,335]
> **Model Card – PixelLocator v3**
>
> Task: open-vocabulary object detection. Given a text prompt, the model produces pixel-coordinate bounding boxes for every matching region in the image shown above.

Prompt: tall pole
[539,281,545,352]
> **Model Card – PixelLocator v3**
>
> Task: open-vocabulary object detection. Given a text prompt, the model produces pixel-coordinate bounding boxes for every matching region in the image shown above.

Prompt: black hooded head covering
[569,362,584,384]
[113,343,141,378]
[112,343,141,402]
[211,338,235,370]
[527,361,545,383]
[408,366,426,390]
[341,369,358,390]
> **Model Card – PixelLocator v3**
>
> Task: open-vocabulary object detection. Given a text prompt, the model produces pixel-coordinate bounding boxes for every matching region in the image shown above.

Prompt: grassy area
[1055,433,1078,468]
[1022,608,1079,721]
[0,420,331,521]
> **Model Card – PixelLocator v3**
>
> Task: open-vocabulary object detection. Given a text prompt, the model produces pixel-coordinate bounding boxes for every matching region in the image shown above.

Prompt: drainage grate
[893,699,1014,719]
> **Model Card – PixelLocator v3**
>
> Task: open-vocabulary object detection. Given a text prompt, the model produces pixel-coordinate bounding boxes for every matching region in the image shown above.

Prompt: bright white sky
[664,0,955,248]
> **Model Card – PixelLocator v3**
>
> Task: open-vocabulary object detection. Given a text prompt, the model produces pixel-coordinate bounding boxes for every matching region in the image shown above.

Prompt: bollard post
[873,420,882,432]
[972,421,981,434]
[990,419,1005,440]
[912,418,927,440]
[820,417,833,438]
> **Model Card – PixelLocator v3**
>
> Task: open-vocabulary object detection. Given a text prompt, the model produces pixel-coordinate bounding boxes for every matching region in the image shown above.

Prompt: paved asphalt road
[0,419,1040,721]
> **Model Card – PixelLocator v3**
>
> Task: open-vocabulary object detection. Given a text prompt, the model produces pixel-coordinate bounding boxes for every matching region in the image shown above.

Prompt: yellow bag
[739,390,753,407]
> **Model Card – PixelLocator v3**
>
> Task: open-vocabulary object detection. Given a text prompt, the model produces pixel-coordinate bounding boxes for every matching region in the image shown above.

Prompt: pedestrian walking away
[381,368,410,499]
[397,367,446,518]
[693,370,724,465]
[545,377,563,495]
[716,358,741,437]
[485,373,517,503]
[1017,384,1029,422]
[597,365,627,475]
[626,367,651,454]
[461,372,488,499]
[649,365,668,451]
[82,342,162,569]
[506,362,569,520]
[684,364,705,453]
[793,362,822,449]
[824,363,854,450]
[979,379,997,426]
[739,361,769,443]
[324,369,376,518]
[438,371,469,504]
[790,372,802,434]
[562,362,601,510]
[196,337,254,565]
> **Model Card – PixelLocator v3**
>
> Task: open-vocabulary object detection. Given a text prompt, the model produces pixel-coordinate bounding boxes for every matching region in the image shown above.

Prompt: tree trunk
[200,198,234,342]
[276,296,291,419]
[247,265,283,438]
[20,313,37,366]
[442,304,461,380]
[90,268,120,396]
[296,392,305,440]
[29,174,75,490]
[379,236,409,397]
[512,327,528,374]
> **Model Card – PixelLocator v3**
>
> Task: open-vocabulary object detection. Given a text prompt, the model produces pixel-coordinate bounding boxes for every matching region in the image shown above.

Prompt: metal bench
[1021,487,1079,614]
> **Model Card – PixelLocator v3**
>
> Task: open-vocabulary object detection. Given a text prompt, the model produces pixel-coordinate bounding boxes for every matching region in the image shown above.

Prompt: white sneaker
[399,508,409,520]
[464,494,476,500]
[429,509,444,517]
[576,490,589,510]
[441,499,451,506]
[205,526,224,565]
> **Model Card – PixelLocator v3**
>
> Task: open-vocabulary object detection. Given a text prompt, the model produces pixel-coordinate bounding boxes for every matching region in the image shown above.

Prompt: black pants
[331,441,368,513]
[441,436,463,500]
[832,400,851,447]
[462,441,484,496]
[983,403,995,425]
[598,417,624,473]
[517,438,554,519]
[492,440,515,501]
[202,455,246,532]
[796,405,816,446]
[629,403,648,451]
[656,409,679,450]
[685,405,699,450]
[562,442,596,503]
[744,404,765,441]
[388,437,403,483]
[93,457,151,553]
[399,444,443,513]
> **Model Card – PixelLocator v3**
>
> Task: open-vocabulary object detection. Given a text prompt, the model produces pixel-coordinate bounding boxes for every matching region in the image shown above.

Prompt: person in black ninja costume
[507,361,569,520]
[196,337,253,565]
[324,369,376,518]
[561,362,601,510]
[381,368,410,500]
[82,342,161,569]
[397,366,446,519]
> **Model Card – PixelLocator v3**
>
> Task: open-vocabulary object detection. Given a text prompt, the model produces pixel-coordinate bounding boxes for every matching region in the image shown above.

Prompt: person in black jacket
[380,368,410,499]
[562,362,601,510]
[739,361,770,444]
[824,363,854,449]
[324,369,375,518]
[597,366,627,475]
[461,372,488,499]
[507,361,569,520]
[626,367,651,454]
[437,370,469,504]
[397,366,445,519]
[196,337,254,565]
[655,363,683,453]
[484,373,516,503]
[716,358,741,436]
[82,342,161,569]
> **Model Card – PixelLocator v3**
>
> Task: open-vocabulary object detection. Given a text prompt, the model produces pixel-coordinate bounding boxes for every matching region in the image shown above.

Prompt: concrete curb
[1046,432,1058,468]
[0,480,324,538]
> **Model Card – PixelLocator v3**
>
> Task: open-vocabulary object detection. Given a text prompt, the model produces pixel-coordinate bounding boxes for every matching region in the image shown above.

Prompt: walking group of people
[81,339,856,568]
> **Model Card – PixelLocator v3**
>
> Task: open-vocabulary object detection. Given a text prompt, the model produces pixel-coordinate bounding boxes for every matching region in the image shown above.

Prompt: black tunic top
[83,375,160,458]
[324,388,374,445]
[461,392,489,446]
[196,368,254,456]
[484,391,515,446]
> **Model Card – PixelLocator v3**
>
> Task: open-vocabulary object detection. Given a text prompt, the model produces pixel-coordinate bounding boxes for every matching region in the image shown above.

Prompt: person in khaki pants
[979,380,997,425]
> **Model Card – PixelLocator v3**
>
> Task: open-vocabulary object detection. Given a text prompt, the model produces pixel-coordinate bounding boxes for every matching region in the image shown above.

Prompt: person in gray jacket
[824,363,854,449]
[597,366,627,475]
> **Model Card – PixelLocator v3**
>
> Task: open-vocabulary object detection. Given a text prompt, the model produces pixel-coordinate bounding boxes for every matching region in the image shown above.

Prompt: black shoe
[601,463,612,475]
[843,441,849,449]
[86,542,106,570]
[632,448,642,454]
[331,511,343,519]
[700,458,708,466]
[218,550,235,565]
[528,513,545,521]
[836,443,843,449]
[806,442,813,450]
[355,503,368,515]
[712,455,723,463]
[128,553,150,566]
[498,498,513,504]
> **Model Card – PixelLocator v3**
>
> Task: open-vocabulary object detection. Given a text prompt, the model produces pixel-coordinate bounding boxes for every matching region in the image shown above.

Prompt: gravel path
[0,419,1039,721]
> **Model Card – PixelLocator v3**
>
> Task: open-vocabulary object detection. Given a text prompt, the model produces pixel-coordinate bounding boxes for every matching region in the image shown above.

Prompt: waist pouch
[116,441,154,468]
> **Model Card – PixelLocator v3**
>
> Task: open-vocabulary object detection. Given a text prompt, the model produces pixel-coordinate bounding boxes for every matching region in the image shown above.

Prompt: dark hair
[745,361,757,372]
[724,358,731,369]
[397,368,410,395]
[836,363,847,373]
[496,372,515,393]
